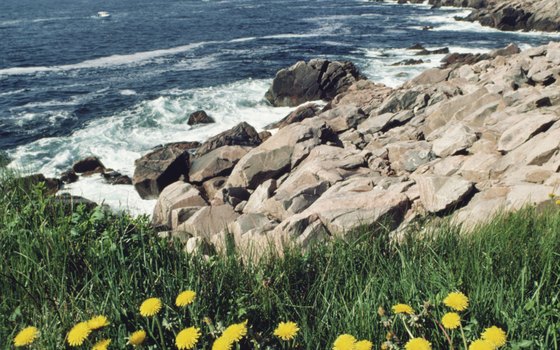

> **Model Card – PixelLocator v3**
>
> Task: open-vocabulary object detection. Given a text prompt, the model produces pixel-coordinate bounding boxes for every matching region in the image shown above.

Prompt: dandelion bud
[377,306,386,317]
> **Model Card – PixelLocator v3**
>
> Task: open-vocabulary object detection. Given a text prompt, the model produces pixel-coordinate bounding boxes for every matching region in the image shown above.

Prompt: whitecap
[61,176,156,216]
[0,89,27,97]
[119,89,137,96]
[0,41,213,76]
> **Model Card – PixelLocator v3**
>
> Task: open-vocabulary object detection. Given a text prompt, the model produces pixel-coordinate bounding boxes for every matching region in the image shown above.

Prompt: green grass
[0,170,559,349]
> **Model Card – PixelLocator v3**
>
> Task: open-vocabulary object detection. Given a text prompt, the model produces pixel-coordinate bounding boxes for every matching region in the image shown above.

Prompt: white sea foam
[0,89,27,97]
[119,89,137,96]
[262,33,324,39]
[9,110,76,128]
[61,176,157,216]
[0,42,211,76]
[360,44,492,87]
[0,16,75,26]
[262,20,348,40]
[229,37,257,43]
[173,53,221,71]
[12,98,82,109]
[8,78,294,215]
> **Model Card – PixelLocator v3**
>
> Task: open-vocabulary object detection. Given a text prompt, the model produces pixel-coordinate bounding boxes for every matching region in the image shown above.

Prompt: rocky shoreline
[122,42,558,259]
[394,0,560,32]
[26,40,560,259]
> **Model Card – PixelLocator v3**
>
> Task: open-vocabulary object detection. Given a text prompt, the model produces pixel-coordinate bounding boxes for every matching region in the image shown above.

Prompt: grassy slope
[0,172,559,349]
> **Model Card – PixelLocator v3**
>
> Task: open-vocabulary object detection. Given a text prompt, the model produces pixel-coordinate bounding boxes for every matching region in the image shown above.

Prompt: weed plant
[0,170,558,349]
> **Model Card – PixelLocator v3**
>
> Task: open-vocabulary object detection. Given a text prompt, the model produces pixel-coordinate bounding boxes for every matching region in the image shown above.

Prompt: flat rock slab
[497,113,558,152]
[152,181,208,228]
[430,123,479,157]
[506,183,554,210]
[453,187,510,230]
[273,185,410,244]
[243,179,277,214]
[188,145,251,183]
[387,141,434,173]
[316,105,367,133]
[266,103,321,129]
[195,122,261,157]
[414,175,474,213]
[175,205,240,239]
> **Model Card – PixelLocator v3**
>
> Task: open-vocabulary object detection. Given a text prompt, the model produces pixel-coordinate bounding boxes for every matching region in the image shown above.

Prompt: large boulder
[226,119,340,189]
[228,214,278,258]
[414,175,475,213]
[316,105,368,133]
[188,146,252,183]
[243,179,278,214]
[152,181,208,228]
[175,205,240,240]
[196,122,261,157]
[265,59,363,107]
[428,123,479,157]
[133,143,192,199]
[386,141,435,173]
[497,113,558,152]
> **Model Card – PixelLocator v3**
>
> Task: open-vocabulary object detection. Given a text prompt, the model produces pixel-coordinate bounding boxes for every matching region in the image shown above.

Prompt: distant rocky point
[394,0,560,32]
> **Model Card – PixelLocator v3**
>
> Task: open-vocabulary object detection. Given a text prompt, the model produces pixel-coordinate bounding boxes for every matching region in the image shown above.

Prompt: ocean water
[1,0,558,214]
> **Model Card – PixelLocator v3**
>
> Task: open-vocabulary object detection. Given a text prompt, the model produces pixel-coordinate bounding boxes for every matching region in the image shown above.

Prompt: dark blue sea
[1,0,558,212]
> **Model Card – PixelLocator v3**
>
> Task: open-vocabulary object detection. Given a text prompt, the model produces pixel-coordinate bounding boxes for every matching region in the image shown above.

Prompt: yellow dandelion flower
[176,290,196,307]
[468,339,495,350]
[481,326,507,348]
[212,336,233,350]
[355,340,373,350]
[128,330,147,346]
[333,334,356,350]
[176,327,201,350]
[92,338,111,350]
[222,320,248,342]
[441,312,461,329]
[381,342,390,350]
[87,315,110,330]
[405,337,432,350]
[67,322,91,347]
[392,303,414,315]
[139,297,162,317]
[443,291,469,311]
[555,199,560,205]
[274,321,299,341]
[14,326,39,347]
